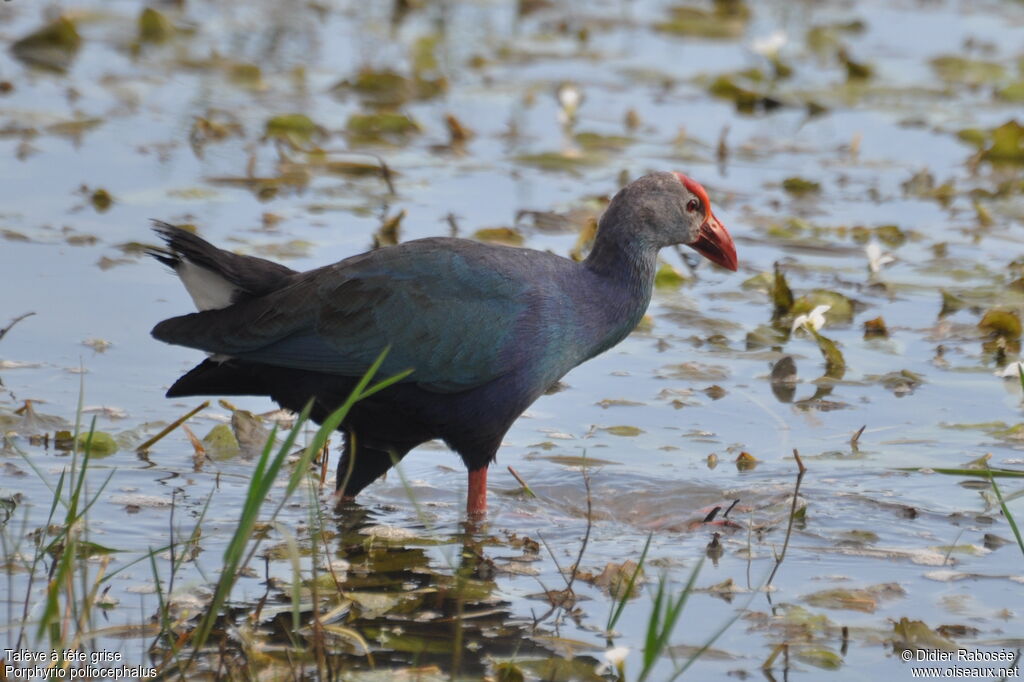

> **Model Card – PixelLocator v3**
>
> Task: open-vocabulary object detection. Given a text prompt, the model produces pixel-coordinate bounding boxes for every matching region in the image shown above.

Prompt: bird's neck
[581,220,659,348]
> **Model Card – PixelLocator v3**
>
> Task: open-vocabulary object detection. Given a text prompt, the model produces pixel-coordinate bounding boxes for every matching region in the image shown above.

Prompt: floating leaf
[741,271,773,292]
[891,618,957,652]
[265,114,323,145]
[203,424,240,460]
[997,81,1024,102]
[373,210,405,248]
[473,227,523,246]
[792,290,855,324]
[979,120,1024,164]
[707,75,782,113]
[782,177,821,196]
[655,3,749,40]
[735,451,758,471]
[809,329,845,379]
[573,131,632,152]
[513,150,603,173]
[602,425,643,437]
[75,431,119,457]
[939,290,967,317]
[867,370,924,396]
[929,56,1005,85]
[839,48,872,80]
[793,646,844,670]
[11,16,81,71]
[863,317,888,338]
[772,266,794,318]
[979,309,1022,339]
[138,7,174,43]
[91,189,113,212]
[346,112,421,142]
[654,261,688,289]
[804,583,904,613]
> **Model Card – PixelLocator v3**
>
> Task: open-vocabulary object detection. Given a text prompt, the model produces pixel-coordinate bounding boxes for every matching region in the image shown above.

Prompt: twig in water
[507,466,536,498]
[137,401,209,454]
[765,449,807,589]
[565,462,593,594]
[850,424,866,450]
[0,311,35,342]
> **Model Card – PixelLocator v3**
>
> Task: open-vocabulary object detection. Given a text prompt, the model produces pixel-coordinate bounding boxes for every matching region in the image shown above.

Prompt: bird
[149,171,738,516]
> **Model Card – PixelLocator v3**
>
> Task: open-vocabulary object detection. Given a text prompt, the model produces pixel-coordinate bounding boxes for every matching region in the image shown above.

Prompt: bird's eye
[686,199,699,212]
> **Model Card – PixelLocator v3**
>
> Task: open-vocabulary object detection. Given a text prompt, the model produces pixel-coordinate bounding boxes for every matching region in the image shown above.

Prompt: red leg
[467,466,488,517]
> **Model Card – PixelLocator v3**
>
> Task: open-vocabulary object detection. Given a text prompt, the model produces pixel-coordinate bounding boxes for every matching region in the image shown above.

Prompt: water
[1,0,1023,679]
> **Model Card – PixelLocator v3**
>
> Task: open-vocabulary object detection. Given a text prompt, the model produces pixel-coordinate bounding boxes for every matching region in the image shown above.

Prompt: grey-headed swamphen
[150,172,738,516]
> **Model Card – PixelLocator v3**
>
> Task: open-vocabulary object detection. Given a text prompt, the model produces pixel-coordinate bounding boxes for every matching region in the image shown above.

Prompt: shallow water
[2,0,1023,679]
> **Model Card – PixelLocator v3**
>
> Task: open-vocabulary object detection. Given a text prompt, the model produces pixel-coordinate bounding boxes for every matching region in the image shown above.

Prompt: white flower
[556,82,583,126]
[996,361,1024,378]
[595,646,630,676]
[792,304,830,334]
[866,241,895,273]
[751,30,787,57]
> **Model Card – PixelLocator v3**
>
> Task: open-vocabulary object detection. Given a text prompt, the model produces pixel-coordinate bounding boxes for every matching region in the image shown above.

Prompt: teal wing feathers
[151,239,530,393]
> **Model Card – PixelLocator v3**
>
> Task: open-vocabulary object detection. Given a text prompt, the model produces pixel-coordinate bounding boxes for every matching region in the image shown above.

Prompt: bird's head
[603,172,738,271]
[672,172,738,271]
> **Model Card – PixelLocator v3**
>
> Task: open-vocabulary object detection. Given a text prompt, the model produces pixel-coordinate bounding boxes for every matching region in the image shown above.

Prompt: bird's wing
[152,239,531,392]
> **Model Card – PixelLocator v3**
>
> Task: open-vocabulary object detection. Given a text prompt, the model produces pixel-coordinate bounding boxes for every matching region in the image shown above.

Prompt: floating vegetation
[4,1,1024,680]
[10,16,81,71]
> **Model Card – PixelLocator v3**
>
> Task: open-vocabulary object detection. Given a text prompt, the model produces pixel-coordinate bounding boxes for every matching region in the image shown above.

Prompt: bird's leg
[467,466,488,517]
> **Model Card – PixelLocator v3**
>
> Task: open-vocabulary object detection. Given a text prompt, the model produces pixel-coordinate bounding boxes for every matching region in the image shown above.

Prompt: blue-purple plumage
[150,172,738,513]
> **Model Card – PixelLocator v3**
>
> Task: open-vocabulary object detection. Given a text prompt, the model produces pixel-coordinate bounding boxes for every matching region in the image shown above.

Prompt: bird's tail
[148,220,297,310]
